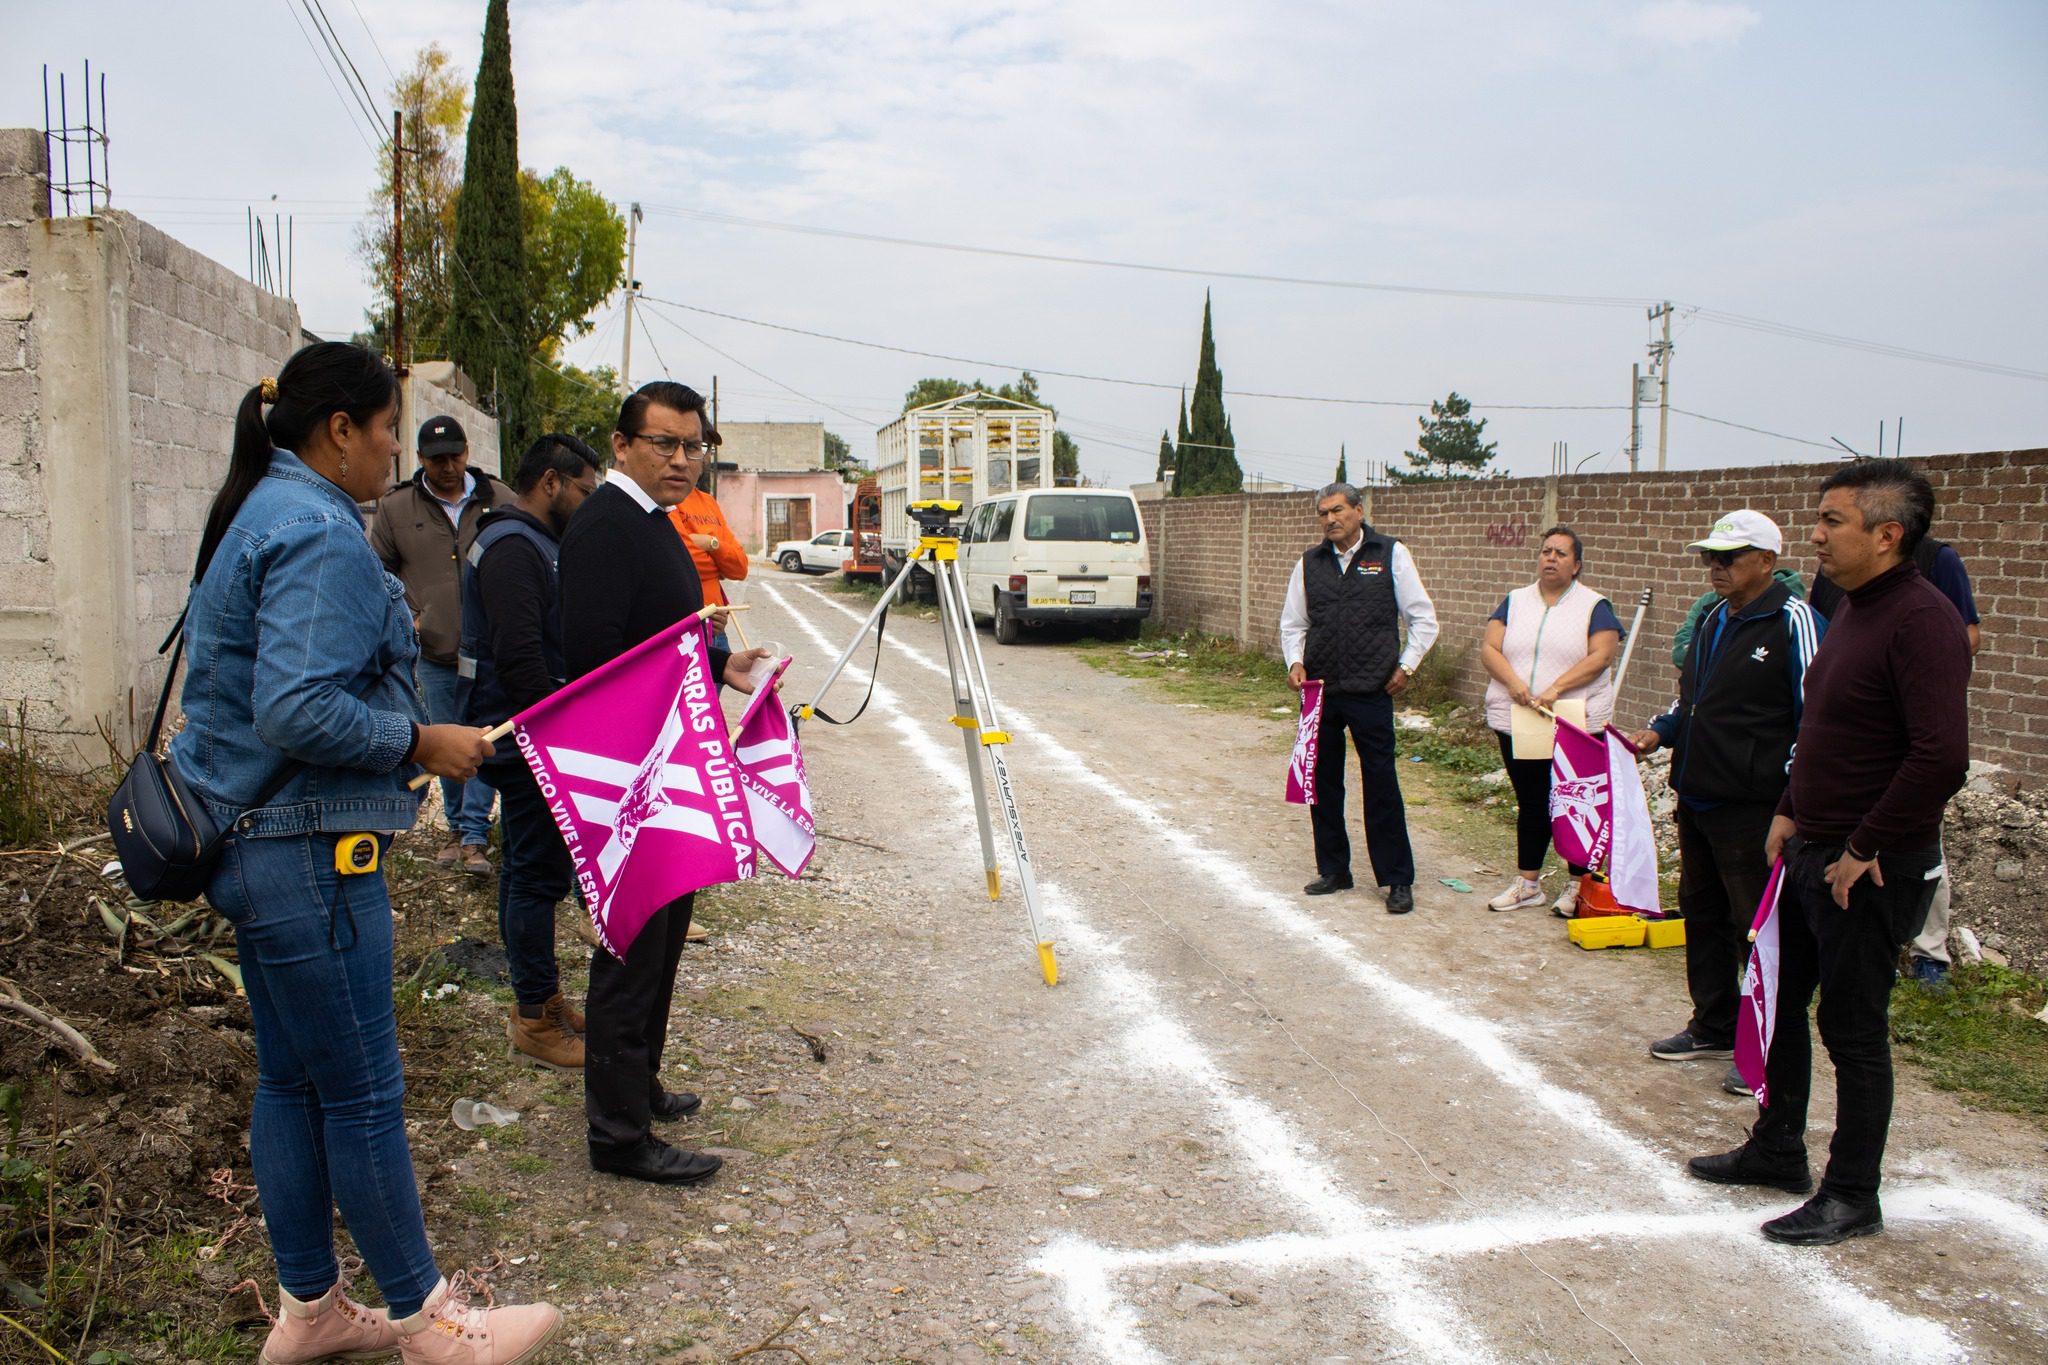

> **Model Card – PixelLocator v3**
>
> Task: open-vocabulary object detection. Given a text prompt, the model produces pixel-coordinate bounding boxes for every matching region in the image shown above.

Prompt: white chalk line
[771,585,2023,1362]
[762,583,1495,1363]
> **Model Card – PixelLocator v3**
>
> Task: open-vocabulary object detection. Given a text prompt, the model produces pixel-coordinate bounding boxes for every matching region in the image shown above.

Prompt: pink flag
[512,617,754,960]
[733,657,815,879]
[1285,680,1324,805]
[1733,858,1786,1106]
[1602,727,1662,918]
[1548,718,1613,870]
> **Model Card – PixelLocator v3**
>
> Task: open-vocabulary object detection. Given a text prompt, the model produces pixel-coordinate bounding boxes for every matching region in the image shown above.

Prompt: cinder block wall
[1142,449,2048,785]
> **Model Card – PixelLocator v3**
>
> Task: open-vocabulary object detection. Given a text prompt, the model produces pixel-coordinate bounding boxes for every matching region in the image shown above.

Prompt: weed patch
[1891,963,2048,1122]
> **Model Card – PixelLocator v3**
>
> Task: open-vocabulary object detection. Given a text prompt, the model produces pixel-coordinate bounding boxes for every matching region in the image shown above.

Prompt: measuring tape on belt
[335,834,380,875]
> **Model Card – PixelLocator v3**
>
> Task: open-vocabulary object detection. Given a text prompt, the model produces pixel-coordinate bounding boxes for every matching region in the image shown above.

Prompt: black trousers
[584,894,695,1152]
[1753,838,1940,1204]
[1494,732,1587,877]
[1310,688,1414,888]
[1676,801,1775,1046]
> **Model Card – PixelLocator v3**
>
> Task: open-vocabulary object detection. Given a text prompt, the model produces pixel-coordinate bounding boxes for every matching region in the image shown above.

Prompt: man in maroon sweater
[1687,458,1969,1246]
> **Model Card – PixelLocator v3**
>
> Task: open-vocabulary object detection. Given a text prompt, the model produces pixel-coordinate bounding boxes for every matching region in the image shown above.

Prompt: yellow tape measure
[335,833,380,876]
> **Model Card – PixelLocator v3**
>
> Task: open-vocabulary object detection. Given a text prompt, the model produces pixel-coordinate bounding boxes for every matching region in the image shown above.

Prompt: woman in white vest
[1479,526,1622,916]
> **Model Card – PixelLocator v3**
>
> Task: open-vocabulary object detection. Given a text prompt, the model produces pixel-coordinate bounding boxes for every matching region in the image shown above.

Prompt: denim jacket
[168,451,425,836]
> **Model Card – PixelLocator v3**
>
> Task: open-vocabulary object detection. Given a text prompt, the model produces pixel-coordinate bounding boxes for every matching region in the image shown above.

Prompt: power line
[642,203,2043,383]
[634,294,1624,413]
[636,300,872,426]
[342,0,398,86]
[1667,407,1837,451]
[302,0,386,143]
[280,0,381,154]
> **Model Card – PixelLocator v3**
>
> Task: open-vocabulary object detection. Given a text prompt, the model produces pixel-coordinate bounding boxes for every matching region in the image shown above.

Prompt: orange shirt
[667,488,748,606]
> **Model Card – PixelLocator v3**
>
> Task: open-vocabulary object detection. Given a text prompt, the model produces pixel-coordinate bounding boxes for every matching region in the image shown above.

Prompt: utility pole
[619,201,643,392]
[1647,301,1674,471]
[1628,362,1642,473]
[390,110,406,374]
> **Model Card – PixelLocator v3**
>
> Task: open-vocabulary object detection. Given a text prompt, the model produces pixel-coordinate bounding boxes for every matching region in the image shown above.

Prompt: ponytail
[191,342,398,584]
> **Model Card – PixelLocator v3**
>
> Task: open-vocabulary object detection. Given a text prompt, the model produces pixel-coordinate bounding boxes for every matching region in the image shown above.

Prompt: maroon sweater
[1776,561,1970,854]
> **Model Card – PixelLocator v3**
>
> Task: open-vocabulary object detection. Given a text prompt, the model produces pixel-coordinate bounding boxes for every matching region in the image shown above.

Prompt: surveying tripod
[796,501,1057,986]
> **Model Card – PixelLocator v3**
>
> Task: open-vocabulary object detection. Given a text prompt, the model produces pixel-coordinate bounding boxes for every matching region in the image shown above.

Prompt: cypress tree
[446,0,531,465]
[1184,293,1241,495]
[1156,429,1175,484]
[1335,444,1348,485]
[1172,389,1193,495]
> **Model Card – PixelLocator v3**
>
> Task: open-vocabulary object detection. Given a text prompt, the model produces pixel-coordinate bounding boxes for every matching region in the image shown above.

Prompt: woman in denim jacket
[170,342,560,1364]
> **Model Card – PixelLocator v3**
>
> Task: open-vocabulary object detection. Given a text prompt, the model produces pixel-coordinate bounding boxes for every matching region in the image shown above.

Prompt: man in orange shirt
[665,427,748,648]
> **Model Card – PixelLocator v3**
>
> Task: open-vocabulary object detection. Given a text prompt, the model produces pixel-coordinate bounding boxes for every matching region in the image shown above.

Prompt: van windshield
[1022,495,1140,543]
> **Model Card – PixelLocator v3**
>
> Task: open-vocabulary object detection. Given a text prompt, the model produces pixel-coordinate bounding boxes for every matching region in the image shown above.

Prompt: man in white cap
[1627,510,1826,1093]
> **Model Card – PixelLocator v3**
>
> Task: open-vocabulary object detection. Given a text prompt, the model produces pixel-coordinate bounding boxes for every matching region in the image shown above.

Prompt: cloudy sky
[10,1,2046,487]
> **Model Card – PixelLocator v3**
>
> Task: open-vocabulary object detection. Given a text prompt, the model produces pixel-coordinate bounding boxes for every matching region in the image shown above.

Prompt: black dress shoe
[649,1089,702,1122]
[589,1136,723,1186]
[1303,874,1354,896]
[1687,1141,1813,1195]
[1761,1193,1883,1246]
[1385,884,1415,914]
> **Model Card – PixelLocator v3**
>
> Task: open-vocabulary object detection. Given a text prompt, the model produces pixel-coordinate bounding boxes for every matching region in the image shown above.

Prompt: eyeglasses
[631,433,710,458]
[1698,547,1754,567]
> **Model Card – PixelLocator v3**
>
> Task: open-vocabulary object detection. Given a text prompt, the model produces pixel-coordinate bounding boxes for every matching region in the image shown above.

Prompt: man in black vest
[459,433,603,1072]
[1281,483,1439,912]
[561,381,770,1187]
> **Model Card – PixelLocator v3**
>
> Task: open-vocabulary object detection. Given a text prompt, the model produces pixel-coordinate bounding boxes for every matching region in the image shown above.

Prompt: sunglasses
[1698,547,1755,567]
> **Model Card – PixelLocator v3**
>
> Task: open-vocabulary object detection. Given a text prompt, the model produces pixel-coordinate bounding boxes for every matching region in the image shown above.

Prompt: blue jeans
[207,833,441,1317]
[418,658,496,844]
[491,757,572,1007]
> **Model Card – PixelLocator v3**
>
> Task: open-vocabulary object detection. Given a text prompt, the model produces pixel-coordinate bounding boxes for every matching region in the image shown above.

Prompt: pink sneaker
[395,1274,562,1364]
[260,1280,400,1363]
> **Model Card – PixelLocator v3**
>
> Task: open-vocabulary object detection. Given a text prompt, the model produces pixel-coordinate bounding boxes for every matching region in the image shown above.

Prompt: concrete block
[0,556,52,611]
[0,228,26,277]
[0,276,27,322]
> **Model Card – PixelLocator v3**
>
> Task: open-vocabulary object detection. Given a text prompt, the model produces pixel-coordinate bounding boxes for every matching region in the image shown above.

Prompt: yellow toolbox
[1567,914,1648,950]
[1644,918,1686,950]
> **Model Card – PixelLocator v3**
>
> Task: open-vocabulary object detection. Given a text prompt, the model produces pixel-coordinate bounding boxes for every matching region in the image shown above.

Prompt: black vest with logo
[1301,529,1402,693]
[457,514,564,730]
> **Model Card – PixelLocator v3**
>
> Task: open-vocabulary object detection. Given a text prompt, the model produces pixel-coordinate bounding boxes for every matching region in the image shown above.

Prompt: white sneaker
[1488,877,1545,912]
[1551,883,1581,918]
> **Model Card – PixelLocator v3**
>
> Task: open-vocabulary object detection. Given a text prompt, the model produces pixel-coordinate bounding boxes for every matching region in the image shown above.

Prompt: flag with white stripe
[1733,859,1785,1105]
[513,617,755,959]
[732,656,816,878]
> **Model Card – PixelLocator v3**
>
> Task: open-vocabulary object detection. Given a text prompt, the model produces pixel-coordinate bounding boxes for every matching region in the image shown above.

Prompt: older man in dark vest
[1281,483,1439,913]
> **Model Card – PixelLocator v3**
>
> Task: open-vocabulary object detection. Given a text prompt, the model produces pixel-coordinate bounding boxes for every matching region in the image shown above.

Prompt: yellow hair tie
[259,376,280,404]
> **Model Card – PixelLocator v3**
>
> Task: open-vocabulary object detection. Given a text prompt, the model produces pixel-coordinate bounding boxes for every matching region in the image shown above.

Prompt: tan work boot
[395,1275,561,1364]
[435,840,463,868]
[261,1279,400,1363]
[508,1002,584,1071]
[541,991,584,1036]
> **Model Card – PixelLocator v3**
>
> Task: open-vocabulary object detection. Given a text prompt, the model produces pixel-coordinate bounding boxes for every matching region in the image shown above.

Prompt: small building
[709,421,851,552]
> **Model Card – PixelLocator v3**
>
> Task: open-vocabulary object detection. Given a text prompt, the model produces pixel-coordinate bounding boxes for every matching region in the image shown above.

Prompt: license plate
[1069,589,1095,605]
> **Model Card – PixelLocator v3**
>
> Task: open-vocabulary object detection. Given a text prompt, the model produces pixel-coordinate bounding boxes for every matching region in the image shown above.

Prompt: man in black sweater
[1688,459,1970,1246]
[560,382,769,1186]
[460,433,603,1072]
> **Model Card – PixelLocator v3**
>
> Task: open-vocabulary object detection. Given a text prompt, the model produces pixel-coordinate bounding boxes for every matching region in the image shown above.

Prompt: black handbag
[107,611,303,903]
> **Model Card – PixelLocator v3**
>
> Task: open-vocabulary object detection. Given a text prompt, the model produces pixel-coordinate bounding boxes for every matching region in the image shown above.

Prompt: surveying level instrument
[797,499,1058,986]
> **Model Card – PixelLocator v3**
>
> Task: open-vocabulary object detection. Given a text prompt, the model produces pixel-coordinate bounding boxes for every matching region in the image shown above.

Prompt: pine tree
[1335,444,1348,485]
[1156,430,1175,483]
[1393,391,1500,482]
[1182,293,1242,496]
[446,0,531,466]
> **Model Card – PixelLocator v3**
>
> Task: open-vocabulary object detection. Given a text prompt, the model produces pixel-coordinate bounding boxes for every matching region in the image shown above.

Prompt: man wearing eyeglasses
[559,381,771,1188]
[1626,511,1825,1095]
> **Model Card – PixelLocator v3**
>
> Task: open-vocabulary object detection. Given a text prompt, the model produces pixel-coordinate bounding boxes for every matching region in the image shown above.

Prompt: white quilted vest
[1483,580,1614,733]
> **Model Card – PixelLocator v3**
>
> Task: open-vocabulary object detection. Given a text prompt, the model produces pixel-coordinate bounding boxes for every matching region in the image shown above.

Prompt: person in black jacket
[1627,511,1825,1093]
[560,381,769,1187]
[459,433,603,1072]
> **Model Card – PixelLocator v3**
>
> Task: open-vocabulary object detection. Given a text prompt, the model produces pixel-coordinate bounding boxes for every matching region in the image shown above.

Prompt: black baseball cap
[417,416,468,457]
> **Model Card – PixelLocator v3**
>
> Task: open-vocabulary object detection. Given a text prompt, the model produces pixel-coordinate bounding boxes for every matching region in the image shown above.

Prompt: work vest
[1482,580,1614,732]
[456,513,564,730]
[1300,530,1402,694]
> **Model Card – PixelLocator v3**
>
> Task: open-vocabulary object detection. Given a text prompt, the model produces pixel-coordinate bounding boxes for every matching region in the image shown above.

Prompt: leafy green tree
[1335,444,1348,485]
[901,372,1081,483]
[355,45,467,360]
[521,167,625,357]
[447,0,531,465]
[532,361,621,457]
[1178,294,1241,496]
[1393,391,1501,481]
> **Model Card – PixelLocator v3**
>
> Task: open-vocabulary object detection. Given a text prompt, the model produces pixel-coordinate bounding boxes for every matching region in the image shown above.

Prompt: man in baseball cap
[1627,509,1825,1099]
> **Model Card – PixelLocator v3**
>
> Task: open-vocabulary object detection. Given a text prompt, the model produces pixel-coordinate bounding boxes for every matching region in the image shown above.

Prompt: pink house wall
[712,471,852,551]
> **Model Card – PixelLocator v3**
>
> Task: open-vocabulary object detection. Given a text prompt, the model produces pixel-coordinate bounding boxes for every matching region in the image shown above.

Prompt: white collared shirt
[1279,536,1439,673]
[606,469,663,515]
[428,469,476,526]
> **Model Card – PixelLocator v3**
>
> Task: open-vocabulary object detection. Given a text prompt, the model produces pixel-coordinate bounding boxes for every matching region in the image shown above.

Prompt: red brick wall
[1142,449,2048,786]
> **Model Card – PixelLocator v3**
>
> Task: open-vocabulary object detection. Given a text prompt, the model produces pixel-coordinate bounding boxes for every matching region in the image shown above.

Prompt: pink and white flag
[512,617,755,960]
[1734,858,1786,1106]
[733,657,815,879]
[1603,728,1662,918]
[1548,718,1613,870]
[1285,680,1324,805]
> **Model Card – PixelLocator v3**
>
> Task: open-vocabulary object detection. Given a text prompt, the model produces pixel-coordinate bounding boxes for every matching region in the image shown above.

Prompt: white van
[958,488,1153,643]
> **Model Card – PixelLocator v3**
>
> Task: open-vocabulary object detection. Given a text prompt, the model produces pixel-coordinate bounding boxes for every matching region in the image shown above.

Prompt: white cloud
[1627,0,1761,48]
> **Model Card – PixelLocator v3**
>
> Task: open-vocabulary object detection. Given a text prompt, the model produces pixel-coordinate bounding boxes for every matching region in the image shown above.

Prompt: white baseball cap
[1687,509,1783,555]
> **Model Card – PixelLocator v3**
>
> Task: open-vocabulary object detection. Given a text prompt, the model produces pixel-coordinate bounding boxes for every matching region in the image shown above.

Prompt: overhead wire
[302,0,388,143]
[280,0,382,155]
[635,299,874,426]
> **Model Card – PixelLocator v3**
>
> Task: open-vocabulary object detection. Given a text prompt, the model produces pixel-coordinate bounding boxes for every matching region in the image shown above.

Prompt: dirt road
[670,574,2043,1365]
